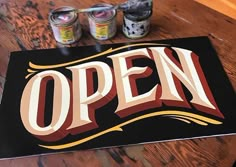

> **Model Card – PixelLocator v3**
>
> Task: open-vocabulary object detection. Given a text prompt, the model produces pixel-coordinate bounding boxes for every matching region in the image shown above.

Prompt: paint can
[88,4,117,40]
[122,10,152,39]
[49,6,82,44]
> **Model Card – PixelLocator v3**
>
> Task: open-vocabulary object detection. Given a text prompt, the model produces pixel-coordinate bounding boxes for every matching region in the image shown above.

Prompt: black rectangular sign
[0,36,235,159]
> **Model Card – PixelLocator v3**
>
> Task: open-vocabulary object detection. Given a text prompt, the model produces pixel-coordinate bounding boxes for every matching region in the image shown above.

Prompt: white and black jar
[122,10,152,39]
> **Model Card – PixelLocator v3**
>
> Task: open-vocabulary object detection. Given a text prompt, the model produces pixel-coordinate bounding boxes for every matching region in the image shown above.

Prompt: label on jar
[95,23,109,39]
[59,26,75,43]
[123,16,150,39]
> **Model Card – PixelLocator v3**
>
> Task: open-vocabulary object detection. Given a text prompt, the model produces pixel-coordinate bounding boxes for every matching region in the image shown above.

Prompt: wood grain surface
[0,0,235,166]
[196,0,236,19]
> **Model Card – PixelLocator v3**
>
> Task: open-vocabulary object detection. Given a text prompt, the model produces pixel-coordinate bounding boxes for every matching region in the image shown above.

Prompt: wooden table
[0,0,235,166]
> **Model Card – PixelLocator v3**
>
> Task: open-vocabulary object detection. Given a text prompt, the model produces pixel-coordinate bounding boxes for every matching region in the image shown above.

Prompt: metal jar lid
[124,10,152,22]
[49,6,78,26]
[88,4,116,22]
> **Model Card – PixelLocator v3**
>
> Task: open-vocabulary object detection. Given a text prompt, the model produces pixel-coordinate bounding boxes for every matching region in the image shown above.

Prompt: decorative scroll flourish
[39,110,222,150]
[25,43,168,79]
